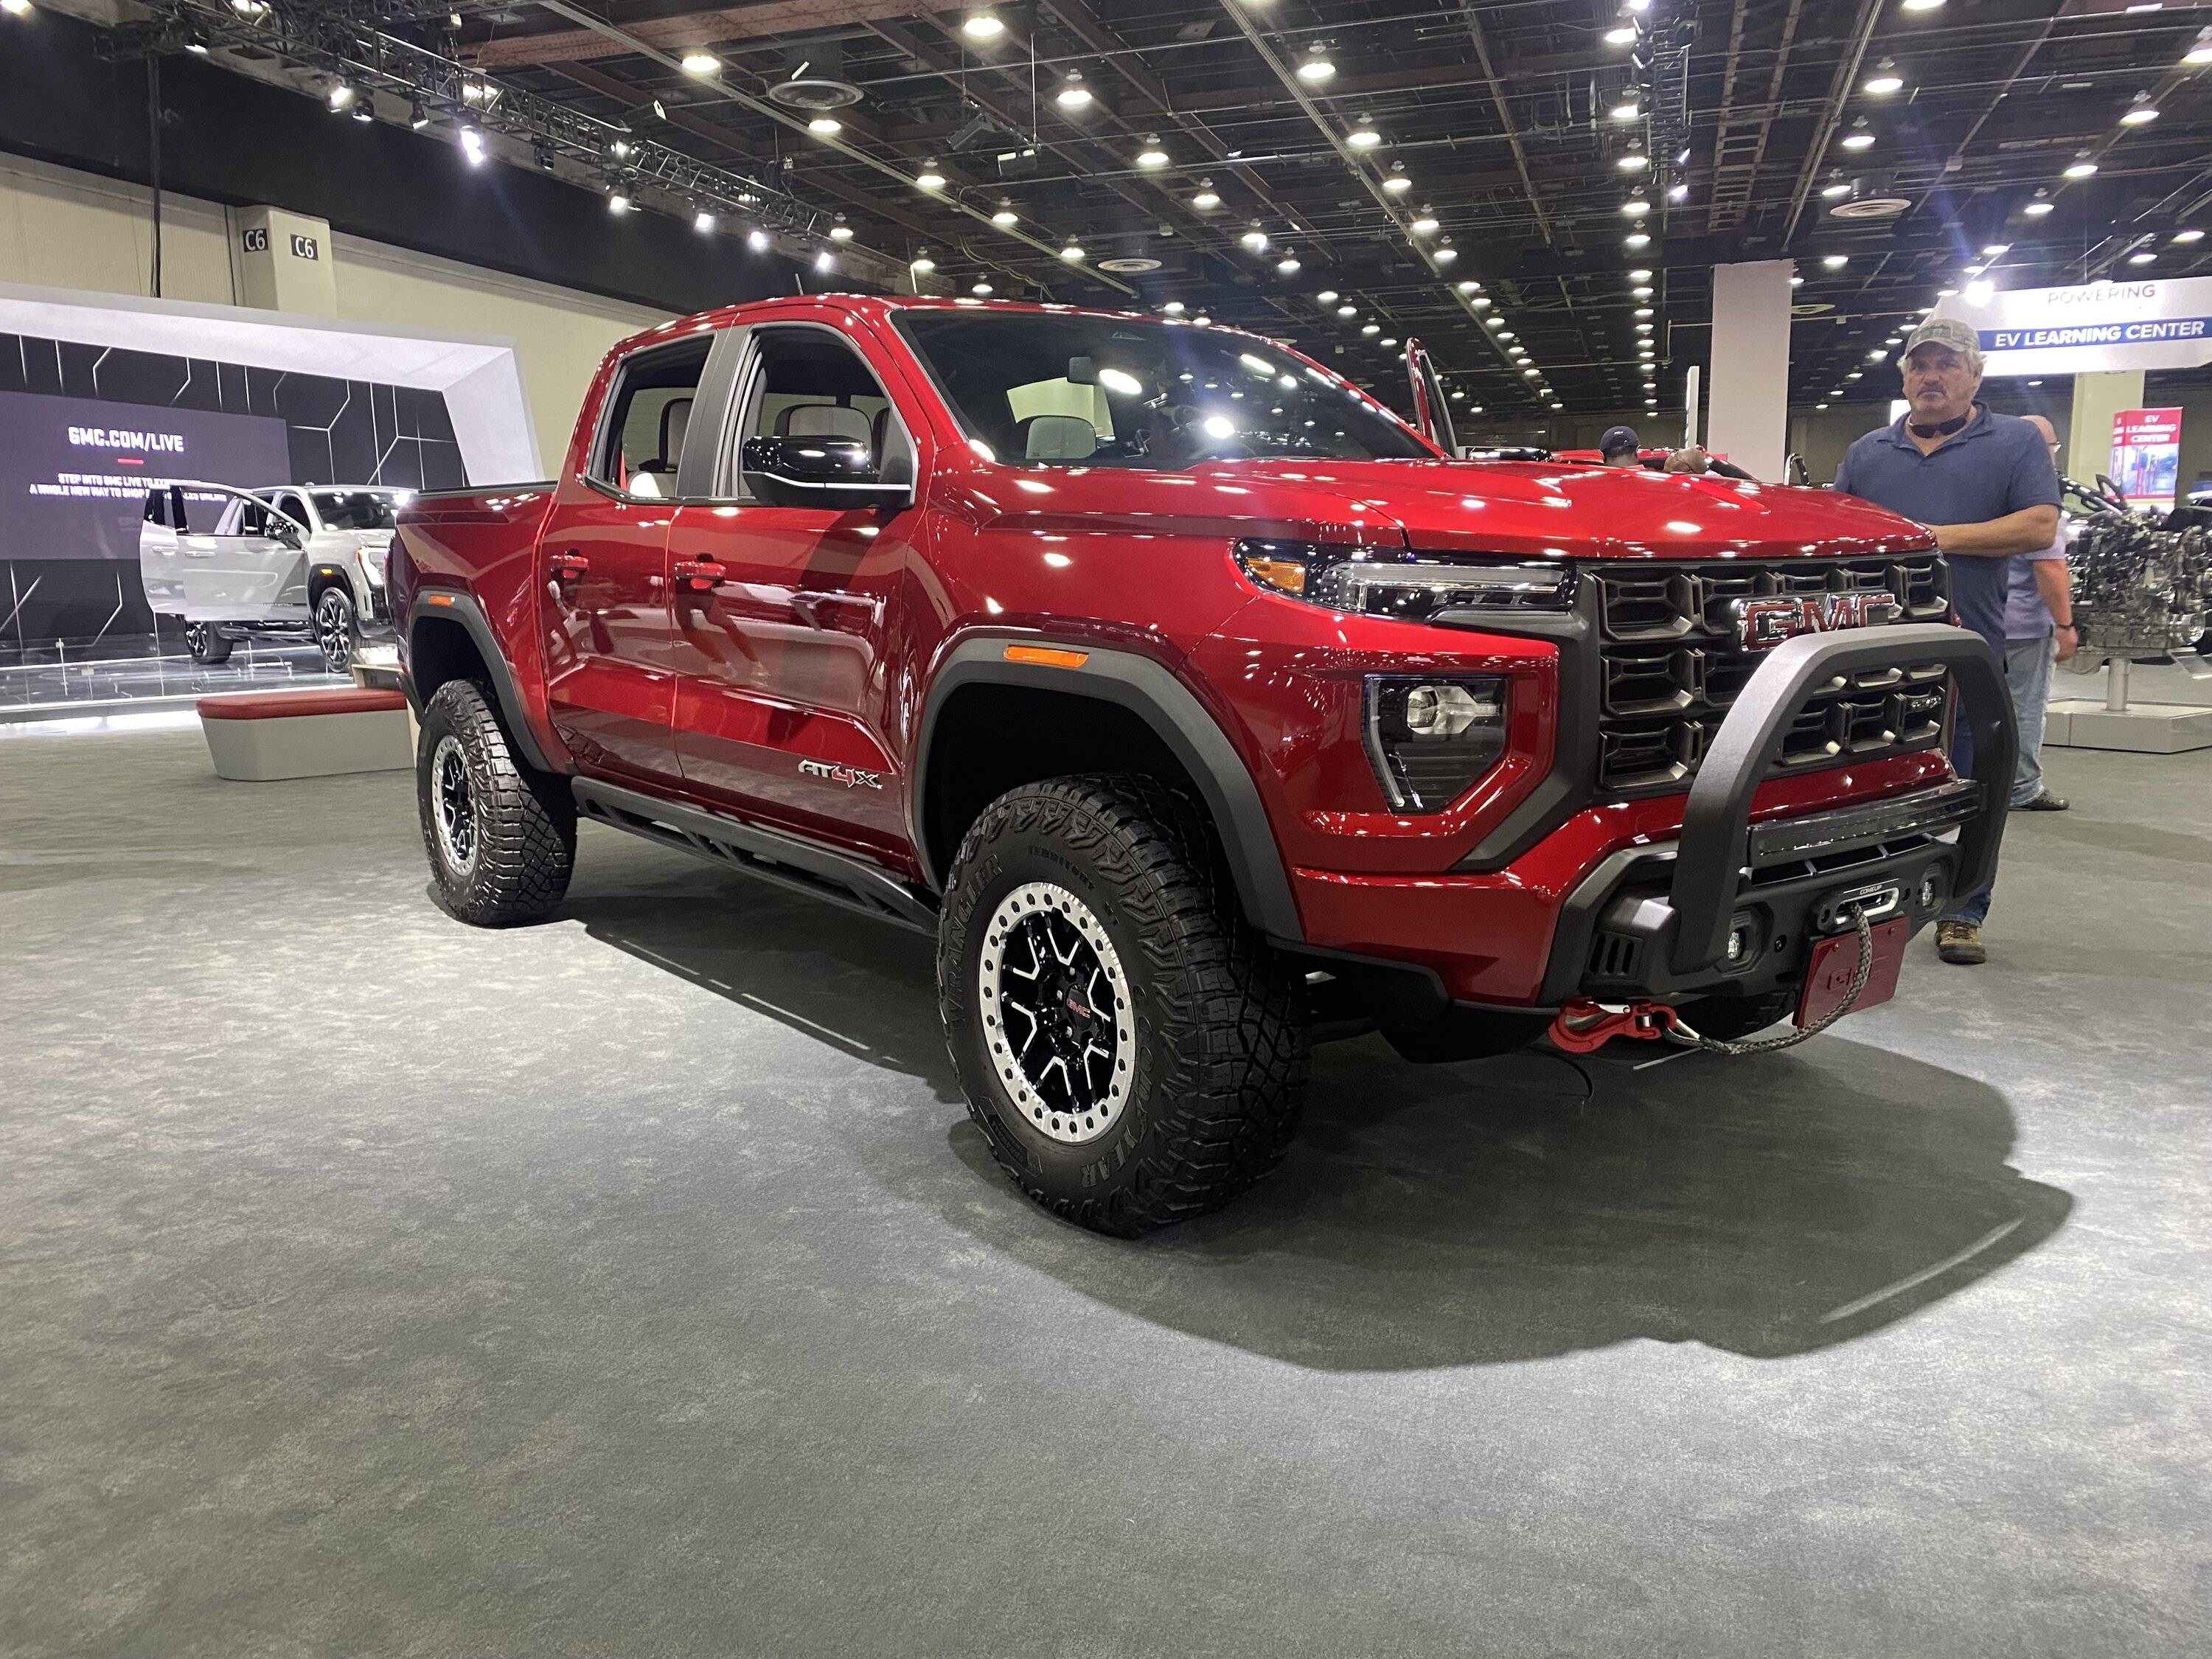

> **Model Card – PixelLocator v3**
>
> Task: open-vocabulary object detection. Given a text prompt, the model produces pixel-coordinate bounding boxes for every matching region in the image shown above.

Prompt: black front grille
[1588,553,1951,796]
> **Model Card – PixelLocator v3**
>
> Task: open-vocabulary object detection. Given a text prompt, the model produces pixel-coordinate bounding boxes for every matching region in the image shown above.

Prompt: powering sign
[1937,276,2212,377]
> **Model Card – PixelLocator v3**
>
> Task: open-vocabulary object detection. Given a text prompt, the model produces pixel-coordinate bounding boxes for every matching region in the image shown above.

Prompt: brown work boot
[1936,920,1986,965]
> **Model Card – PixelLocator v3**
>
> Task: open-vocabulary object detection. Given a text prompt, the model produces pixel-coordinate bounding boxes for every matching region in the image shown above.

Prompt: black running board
[571,778,938,935]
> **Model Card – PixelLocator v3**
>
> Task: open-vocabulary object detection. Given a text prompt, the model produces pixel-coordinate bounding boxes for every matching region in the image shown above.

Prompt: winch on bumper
[1539,622,2017,1009]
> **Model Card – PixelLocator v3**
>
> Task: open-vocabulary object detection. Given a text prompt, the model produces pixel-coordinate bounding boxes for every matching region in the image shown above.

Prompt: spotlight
[459,125,487,165]
[408,100,431,131]
[185,30,209,54]
[815,249,835,272]
[695,209,717,234]
[681,52,719,76]
[328,81,355,111]
[608,192,633,214]
[1605,24,1636,46]
[748,228,770,251]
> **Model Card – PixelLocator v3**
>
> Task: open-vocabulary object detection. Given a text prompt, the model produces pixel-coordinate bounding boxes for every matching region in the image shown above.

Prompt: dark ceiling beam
[466,0,961,69]
[1451,2,1552,248]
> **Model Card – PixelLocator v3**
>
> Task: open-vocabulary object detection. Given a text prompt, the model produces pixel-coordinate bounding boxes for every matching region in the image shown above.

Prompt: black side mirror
[742,435,913,511]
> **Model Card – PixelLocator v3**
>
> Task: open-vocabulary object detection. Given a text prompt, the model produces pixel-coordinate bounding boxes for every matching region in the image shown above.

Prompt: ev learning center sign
[1935,276,2212,378]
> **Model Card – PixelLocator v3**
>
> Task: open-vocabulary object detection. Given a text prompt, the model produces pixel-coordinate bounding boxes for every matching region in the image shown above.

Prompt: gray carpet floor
[3,727,2207,1658]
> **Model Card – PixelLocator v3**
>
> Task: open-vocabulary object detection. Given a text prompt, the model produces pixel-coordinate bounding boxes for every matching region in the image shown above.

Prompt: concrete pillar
[2065,369,2144,487]
[1705,260,1794,482]
[227,206,338,316]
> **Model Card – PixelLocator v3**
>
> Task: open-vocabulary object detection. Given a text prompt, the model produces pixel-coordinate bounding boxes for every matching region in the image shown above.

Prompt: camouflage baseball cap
[1904,316,1979,359]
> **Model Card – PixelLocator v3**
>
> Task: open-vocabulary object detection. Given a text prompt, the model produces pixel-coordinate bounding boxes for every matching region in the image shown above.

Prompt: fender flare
[913,637,1304,941]
[404,591,560,774]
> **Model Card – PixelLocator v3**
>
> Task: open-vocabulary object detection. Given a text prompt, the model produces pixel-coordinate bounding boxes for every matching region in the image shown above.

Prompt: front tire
[417,678,575,927]
[939,776,1311,1237]
[314,585,360,673]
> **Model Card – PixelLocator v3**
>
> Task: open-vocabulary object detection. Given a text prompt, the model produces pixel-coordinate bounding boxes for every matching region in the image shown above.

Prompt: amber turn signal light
[1002,644,1091,669]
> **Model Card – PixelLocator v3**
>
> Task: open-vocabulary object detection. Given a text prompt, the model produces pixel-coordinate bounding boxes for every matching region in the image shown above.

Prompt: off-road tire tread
[418,678,574,927]
[939,774,1310,1237]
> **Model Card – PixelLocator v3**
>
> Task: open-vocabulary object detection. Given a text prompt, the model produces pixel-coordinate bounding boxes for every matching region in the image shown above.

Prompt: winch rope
[1669,905,1876,1056]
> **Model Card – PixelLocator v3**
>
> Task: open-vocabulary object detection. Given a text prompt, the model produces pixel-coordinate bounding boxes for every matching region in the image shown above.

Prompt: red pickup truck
[389,296,2013,1236]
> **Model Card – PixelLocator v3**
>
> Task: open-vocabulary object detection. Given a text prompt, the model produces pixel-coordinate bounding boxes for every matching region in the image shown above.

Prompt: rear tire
[417,678,575,927]
[183,622,232,665]
[314,585,360,673]
[939,775,1311,1237]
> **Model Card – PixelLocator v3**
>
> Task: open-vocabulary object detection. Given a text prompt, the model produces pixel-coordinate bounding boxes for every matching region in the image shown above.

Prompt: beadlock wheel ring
[431,734,479,877]
[977,880,1136,1145]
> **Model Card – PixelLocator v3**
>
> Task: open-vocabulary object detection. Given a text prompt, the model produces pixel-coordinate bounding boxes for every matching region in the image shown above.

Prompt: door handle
[672,557,727,591]
[550,549,589,585]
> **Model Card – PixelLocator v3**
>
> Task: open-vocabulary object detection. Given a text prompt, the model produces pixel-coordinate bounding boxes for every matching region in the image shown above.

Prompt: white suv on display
[140,482,408,672]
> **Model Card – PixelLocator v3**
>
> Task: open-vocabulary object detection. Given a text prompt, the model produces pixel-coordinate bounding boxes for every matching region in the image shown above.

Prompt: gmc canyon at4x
[389,296,2014,1236]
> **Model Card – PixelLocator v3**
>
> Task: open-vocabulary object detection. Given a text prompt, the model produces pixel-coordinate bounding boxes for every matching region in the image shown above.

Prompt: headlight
[1235,538,1574,622]
[1366,675,1508,812]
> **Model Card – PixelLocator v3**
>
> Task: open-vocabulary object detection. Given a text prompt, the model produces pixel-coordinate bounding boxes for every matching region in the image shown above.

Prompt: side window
[145,490,167,526]
[274,492,310,531]
[591,335,712,500]
[737,327,905,494]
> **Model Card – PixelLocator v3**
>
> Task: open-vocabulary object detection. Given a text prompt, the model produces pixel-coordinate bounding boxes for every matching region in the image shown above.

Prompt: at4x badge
[799,758,885,790]
[1731,589,1899,651]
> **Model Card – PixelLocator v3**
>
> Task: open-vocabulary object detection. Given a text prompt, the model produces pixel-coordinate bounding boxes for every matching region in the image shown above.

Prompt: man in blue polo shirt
[1832,316,2061,966]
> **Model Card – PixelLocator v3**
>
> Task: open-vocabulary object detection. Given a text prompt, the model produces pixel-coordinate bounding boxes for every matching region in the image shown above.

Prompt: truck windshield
[310,490,403,530]
[896,310,1432,469]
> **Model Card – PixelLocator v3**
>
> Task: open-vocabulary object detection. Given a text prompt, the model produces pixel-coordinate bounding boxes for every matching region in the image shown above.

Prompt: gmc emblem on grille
[1731,591,1899,652]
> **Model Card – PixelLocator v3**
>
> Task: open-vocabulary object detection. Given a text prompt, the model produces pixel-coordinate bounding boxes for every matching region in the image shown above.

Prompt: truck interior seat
[776,404,872,443]
[1020,414,1098,461]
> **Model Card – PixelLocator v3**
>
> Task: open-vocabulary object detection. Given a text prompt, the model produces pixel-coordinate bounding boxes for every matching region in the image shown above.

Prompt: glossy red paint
[394,294,1954,1002]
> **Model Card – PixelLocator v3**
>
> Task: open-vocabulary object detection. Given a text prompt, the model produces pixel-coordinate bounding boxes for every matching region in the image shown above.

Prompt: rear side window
[145,490,167,526]
[591,335,712,499]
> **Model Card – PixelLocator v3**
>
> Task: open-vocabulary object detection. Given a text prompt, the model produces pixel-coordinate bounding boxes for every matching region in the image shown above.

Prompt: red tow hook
[1547,997,1685,1054]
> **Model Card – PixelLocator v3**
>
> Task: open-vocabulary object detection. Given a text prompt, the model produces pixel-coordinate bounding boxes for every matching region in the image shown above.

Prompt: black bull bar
[1664,622,2016,976]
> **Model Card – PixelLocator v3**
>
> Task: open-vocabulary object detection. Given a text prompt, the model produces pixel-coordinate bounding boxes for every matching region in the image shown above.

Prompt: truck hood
[970,456,1930,561]
[1209,458,1931,560]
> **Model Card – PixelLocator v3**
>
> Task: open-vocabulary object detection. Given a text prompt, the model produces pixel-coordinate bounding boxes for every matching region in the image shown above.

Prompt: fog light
[1403,683,1497,738]
[1725,917,1756,964]
[1365,676,1507,813]
[1919,872,1941,911]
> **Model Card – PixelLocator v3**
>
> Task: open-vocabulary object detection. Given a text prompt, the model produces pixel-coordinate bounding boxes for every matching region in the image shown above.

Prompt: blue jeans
[2006,634,2057,807]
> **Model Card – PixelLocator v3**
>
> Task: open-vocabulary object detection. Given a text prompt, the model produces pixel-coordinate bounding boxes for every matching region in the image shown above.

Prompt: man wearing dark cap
[1832,315,2061,966]
[1599,425,1642,467]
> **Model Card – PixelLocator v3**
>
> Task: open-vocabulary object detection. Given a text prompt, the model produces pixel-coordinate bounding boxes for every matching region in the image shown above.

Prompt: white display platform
[2045,699,2212,754]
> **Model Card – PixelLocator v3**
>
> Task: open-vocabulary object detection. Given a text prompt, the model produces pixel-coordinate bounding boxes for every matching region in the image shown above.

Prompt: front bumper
[1291,623,2017,1010]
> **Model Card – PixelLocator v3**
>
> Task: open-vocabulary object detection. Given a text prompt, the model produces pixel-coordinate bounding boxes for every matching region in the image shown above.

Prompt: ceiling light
[1982,243,2009,257]
[992,204,1018,226]
[1346,123,1382,150]
[681,52,719,76]
[1867,349,1887,361]
[916,165,947,189]
[1625,232,1650,248]
[1632,285,1653,299]
[1902,0,1944,11]
[459,125,487,165]
[1316,290,1340,304]
[1297,44,1336,83]
[1621,198,1650,217]
[1411,211,1440,234]
[911,252,936,273]
[1618,150,1649,172]
[1360,322,1380,335]
[1628,268,1652,280]
[962,12,1005,39]
[694,209,717,234]
[1162,300,1185,314]
[1057,72,1093,110]
[1635,321,1653,333]
[815,250,835,272]
[1523,367,1542,378]
[1499,330,1516,341]
[1472,296,1492,309]
[2064,153,2097,179]
[1136,138,1169,169]
[1846,371,1862,380]
[2174,229,2205,243]
[1060,244,1085,261]
[2120,95,2158,126]
[2129,251,2157,265]
[1964,264,1985,278]
[1240,226,1269,252]
[1841,118,1874,151]
[2186,30,2212,66]
[1484,315,1502,327]
[1668,182,1688,204]
[1790,275,1804,287]
[1277,255,1301,275]
[748,229,770,251]
[2024,192,2054,217]
[1823,254,1848,269]
[809,116,842,135]
[972,282,994,295]
[185,30,210,53]
[1192,179,1221,209]
[1338,305,1357,317]
[1433,246,1458,264]
[328,81,355,111]
[1611,101,1640,122]
[1864,59,1904,96]
[1634,307,1654,318]
[607,192,632,215]
[829,219,855,241]
[1382,164,1412,194]
[1605,25,1637,46]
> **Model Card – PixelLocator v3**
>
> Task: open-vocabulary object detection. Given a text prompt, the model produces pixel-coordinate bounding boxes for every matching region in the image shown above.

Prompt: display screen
[0,389,293,562]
